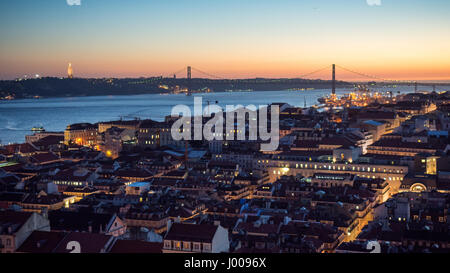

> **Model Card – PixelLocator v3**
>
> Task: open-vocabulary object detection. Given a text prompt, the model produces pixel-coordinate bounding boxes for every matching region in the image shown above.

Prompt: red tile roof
[235,222,279,235]
[0,210,33,234]
[165,223,218,243]
[1,143,38,155]
[371,139,444,150]
[53,232,113,253]
[30,152,60,164]
[109,240,163,253]
[17,230,67,253]
[357,111,397,120]
[32,135,64,148]
[115,169,153,178]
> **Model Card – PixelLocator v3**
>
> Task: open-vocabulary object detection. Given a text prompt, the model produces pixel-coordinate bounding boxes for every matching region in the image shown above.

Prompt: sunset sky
[1,0,450,81]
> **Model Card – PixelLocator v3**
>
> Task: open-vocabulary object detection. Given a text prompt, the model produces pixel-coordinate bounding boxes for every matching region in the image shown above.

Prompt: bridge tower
[187,66,192,80]
[187,66,192,95]
[332,64,336,95]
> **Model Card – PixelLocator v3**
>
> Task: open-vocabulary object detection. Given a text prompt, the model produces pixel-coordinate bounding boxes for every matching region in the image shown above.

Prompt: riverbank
[0,86,446,144]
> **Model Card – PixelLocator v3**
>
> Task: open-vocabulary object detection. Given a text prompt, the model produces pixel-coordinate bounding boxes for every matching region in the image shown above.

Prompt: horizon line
[3,75,450,84]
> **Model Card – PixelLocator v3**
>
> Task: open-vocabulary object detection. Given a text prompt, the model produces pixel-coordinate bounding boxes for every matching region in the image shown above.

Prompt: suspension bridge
[164,64,445,95]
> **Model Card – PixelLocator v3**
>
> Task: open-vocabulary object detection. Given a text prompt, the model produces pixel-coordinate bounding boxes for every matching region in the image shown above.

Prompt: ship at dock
[31,126,45,132]
[317,86,395,108]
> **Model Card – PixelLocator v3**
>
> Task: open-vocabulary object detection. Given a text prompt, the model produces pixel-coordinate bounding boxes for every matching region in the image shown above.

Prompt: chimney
[167,219,173,233]
[41,208,48,220]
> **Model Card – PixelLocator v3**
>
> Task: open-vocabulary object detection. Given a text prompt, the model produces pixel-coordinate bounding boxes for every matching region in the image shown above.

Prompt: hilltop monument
[67,63,74,79]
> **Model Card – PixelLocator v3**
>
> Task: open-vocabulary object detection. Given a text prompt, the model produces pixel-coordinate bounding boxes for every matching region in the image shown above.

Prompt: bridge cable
[297,65,331,79]
[165,67,188,78]
[191,67,226,79]
[336,65,415,84]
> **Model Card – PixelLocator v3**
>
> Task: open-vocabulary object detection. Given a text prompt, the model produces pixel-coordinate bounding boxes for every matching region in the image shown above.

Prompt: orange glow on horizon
[2,44,450,81]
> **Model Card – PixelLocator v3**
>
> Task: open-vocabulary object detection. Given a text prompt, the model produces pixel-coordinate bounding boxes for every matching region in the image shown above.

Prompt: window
[164,240,172,249]
[183,242,191,250]
[175,241,181,250]
[193,243,201,251]
[194,243,200,251]
[203,243,211,252]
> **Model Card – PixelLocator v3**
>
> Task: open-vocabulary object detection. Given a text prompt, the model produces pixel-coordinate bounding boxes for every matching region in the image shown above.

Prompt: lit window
[183,242,190,250]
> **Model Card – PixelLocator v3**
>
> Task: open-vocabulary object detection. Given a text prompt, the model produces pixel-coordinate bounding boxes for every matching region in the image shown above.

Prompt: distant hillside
[0,77,351,99]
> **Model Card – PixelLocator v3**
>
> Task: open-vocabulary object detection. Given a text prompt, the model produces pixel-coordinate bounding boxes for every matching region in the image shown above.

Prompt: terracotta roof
[0,163,23,172]
[49,211,115,233]
[208,161,238,169]
[277,150,332,157]
[235,222,279,235]
[165,223,218,243]
[115,169,153,178]
[51,168,91,182]
[53,232,113,253]
[234,246,281,253]
[167,206,194,218]
[17,230,67,253]
[22,193,66,205]
[101,120,140,126]
[139,119,162,129]
[293,140,320,148]
[152,178,179,187]
[0,175,21,184]
[109,240,163,253]
[0,192,27,203]
[32,135,64,147]
[319,137,354,147]
[357,111,397,120]
[66,123,97,131]
[30,152,59,164]
[371,139,444,150]
[0,210,33,234]
[1,143,38,155]
[280,221,341,243]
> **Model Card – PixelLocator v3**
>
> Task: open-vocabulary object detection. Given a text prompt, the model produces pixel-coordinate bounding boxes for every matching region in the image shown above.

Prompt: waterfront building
[64,123,98,147]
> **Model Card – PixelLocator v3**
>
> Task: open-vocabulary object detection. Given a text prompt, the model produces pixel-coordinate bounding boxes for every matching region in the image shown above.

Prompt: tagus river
[0,86,445,144]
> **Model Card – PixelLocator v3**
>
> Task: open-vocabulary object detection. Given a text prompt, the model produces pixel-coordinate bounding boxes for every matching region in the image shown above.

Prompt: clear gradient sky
[1,0,450,81]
